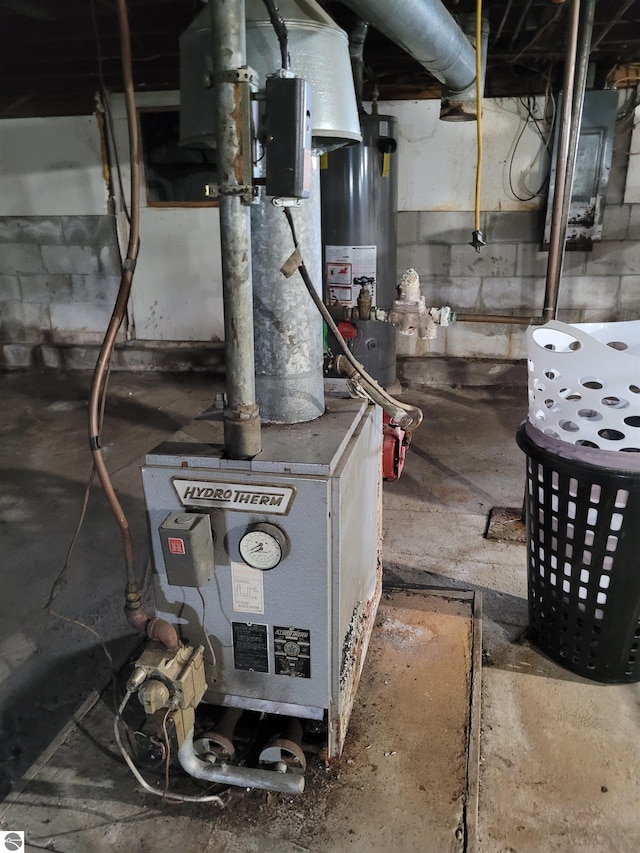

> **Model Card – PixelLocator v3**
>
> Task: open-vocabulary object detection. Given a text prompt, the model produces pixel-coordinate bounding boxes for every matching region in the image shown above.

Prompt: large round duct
[179,1,361,152]
[246,0,361,151]
[252,158,325,424]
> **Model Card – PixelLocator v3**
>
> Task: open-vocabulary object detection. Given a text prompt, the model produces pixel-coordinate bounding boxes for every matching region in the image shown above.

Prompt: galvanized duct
[252,160,325,424]
[246,0,361,151]
[338,0,476,94]
[246,0,360,423]
[180,1,361,151]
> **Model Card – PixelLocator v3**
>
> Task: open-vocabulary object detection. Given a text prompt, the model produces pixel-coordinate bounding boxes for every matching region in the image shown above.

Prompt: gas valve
[382,411,409,481]
[127,642,207,715]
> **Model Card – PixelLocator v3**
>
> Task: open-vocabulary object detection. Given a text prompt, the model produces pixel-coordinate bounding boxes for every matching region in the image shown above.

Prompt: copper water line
[542,0,581,322]
[87,0,140,587]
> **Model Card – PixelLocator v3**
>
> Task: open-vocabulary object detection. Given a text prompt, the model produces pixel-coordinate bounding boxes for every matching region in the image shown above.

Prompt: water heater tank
[320,113,398,311]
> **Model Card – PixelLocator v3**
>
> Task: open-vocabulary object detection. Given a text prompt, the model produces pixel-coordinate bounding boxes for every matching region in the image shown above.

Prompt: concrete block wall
[0,215,121,368]
[395,124,640,363]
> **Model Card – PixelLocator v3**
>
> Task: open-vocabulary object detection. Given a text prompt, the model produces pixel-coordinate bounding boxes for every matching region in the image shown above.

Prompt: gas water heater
[321,112,399,387]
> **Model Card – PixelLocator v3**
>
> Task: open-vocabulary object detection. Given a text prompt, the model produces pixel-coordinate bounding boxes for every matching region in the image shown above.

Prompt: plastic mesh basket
[527,320,640,452]
[517,421,640,683]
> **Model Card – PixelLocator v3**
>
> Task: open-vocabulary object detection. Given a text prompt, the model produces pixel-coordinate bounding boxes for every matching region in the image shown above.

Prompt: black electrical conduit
[261,0,289,70]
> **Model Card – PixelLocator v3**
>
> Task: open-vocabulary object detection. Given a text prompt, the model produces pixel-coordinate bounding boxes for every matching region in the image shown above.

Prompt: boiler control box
[159,512,214,588]
[265,76,312,199]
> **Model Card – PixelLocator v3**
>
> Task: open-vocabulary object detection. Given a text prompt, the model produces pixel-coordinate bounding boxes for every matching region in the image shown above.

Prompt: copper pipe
[146,617,181,653]
[542,0,581,322]
[457,0,591,329]
[87,0,141,585]
[454,313,543,325]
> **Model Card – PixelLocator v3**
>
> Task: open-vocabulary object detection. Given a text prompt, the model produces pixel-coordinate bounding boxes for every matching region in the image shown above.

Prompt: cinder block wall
[395,123,640,363]
[0,215,121,368]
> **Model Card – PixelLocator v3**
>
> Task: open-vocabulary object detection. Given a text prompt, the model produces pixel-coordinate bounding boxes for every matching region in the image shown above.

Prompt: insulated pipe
[178,726,306,793]
[542,0,590,323]
[339,0,476,93]
[210,0,261,458]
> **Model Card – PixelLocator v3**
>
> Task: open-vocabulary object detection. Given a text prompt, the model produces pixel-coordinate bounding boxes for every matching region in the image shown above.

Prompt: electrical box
[544,89,618,249]
[265,76,312,199]
[159,512,214,588]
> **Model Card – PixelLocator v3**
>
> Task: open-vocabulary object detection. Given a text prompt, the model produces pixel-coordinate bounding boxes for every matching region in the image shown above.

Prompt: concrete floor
[1,370,639,851]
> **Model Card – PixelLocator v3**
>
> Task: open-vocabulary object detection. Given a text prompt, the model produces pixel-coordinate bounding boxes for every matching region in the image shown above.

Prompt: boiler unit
[141,394,382,767]
[113,0,422,798]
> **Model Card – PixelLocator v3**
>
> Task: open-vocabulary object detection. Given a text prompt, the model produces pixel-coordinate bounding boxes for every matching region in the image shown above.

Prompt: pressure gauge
[239,523,290,570]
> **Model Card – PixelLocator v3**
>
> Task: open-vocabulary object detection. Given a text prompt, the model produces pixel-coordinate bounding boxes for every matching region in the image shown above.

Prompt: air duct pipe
[440,12,489,122]
[338,0,476,94]
[209,0,261,458]
[349,20,369,110]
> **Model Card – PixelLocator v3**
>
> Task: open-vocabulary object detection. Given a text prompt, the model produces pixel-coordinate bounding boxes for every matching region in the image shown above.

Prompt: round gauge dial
[239,523,290,570]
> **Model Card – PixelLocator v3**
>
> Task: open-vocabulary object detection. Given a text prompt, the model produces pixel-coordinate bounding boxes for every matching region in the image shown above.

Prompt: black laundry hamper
[517,421,640,683]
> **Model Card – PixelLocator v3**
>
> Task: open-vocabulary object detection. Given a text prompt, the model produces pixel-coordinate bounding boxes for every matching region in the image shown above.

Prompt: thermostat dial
[239,523,290,570]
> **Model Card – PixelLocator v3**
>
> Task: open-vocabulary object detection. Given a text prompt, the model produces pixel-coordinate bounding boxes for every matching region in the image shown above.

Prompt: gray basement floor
[1,370,639,852]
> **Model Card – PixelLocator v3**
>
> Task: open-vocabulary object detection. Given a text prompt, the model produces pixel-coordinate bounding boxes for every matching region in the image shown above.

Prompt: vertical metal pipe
[252,159,325,424]
[542,0,581,323]
[349,21,369,110]
[210,0,261,458]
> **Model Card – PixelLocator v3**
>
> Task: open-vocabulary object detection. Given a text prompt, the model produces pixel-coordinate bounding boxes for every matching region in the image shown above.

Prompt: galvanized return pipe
[210,0,261,458]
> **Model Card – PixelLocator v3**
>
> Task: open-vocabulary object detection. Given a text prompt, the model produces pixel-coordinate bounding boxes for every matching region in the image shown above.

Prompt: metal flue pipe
[339,0,476,93]
[209,0,261,458]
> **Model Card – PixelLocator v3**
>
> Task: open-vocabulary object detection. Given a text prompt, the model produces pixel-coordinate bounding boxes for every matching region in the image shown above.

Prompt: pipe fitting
[178,726,305,794]
[146,617,182,653]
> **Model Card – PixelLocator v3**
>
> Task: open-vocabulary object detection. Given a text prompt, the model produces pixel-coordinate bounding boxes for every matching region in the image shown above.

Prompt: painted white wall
[110,92,225,341]
[381,97,548,212]
[0,115,108,215]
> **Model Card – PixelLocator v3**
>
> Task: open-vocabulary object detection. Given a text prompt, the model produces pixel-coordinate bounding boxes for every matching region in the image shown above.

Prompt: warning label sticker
[233,622,269,672]
[325,245,377,307]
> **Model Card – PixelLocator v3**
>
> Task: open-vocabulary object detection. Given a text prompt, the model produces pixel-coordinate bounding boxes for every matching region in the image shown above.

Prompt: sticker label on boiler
[172,479,296,515]
[231,562,264,614]
[274,626,311,679]
[232,622,269,672]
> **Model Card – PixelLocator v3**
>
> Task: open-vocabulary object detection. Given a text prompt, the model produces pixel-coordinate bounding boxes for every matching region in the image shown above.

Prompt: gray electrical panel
[544,89,618,249]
